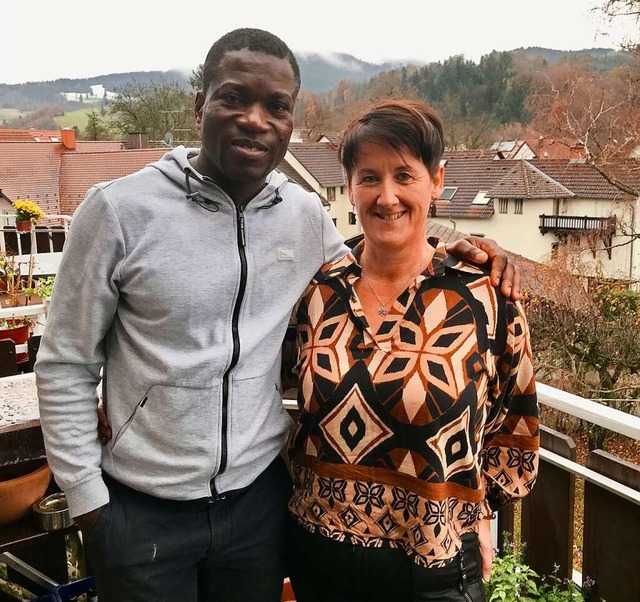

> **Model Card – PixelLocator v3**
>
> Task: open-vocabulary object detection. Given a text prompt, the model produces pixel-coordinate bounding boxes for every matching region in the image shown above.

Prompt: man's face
[194,49,297,204]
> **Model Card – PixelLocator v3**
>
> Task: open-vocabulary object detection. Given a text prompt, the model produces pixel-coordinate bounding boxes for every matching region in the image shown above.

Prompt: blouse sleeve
[480,299,539,514]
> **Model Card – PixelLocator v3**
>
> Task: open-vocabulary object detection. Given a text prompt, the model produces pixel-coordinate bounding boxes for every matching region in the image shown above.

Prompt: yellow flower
[13,199,45,222]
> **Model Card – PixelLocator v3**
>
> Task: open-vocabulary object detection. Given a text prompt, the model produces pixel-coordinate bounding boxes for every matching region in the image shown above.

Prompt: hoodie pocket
[110,384,219,477]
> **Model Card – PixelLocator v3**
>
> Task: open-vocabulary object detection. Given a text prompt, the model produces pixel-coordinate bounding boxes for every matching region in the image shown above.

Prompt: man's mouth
[232,138,269,153]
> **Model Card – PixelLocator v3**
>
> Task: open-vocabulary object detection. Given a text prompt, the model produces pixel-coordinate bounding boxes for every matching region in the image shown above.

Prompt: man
[36,28,520,602]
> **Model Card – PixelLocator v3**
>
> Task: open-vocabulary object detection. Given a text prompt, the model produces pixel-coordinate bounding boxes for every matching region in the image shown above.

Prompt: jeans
[84,455,292,602]
[286,516,486,602]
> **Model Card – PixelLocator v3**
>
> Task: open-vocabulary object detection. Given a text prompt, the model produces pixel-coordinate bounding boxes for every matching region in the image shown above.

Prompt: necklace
[361,263,426,317]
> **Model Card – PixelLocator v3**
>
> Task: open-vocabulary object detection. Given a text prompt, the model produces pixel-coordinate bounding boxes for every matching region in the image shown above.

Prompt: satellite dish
[163,131,174,147]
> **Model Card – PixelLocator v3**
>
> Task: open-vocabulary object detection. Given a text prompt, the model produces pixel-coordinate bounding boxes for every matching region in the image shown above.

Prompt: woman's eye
[396,172,413,182]
[360,175,377,184]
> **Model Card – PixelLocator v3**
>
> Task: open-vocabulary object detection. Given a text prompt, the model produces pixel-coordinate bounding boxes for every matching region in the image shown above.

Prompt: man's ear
[194,90,204,130]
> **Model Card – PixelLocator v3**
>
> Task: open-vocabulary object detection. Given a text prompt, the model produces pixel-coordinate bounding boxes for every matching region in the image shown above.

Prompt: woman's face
[348,141,444,253]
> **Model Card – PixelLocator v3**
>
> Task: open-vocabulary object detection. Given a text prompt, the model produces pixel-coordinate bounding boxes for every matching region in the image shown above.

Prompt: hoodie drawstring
[184,168,221,213]
[184,168,284,212]
[258,190,283,210]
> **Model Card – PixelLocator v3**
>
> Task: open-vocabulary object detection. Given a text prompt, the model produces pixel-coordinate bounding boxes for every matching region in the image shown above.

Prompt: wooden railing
[502,383,640,602]
[539,214,616,235]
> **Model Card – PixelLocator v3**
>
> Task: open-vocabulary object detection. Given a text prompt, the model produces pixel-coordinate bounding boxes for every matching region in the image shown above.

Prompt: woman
[286,100,539,601]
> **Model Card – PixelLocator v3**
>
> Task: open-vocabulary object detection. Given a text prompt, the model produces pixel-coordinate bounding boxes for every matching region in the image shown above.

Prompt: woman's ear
[432,165,445,199]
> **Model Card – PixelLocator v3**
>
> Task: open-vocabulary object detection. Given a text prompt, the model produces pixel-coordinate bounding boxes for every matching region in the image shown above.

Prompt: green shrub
[486,537,602,602]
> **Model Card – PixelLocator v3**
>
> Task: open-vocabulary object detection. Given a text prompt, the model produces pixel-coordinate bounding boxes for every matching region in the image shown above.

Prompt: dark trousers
[84,456,292,602]
[286,517,486,602]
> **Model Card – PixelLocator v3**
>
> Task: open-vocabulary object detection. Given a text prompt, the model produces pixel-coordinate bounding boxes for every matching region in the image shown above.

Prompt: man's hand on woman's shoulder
[446,236,522,301]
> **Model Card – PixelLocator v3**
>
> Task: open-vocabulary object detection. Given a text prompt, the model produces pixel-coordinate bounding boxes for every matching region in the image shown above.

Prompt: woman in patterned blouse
[286,100,539,601]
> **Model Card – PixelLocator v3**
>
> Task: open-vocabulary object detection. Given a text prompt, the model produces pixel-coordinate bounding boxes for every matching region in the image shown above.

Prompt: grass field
[54,107,96,132]
[0,108,23,121]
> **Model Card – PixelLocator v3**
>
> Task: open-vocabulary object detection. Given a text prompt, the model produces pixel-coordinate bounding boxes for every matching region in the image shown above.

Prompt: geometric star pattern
[288,238,539,568]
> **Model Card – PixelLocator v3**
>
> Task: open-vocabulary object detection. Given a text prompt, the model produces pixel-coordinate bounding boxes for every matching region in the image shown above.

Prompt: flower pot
[16,220,32,232]
[0,460,52,525]
[0,322,30,363]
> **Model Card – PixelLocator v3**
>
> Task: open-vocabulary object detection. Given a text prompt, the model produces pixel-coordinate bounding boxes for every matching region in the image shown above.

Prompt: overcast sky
[1,0,637,85]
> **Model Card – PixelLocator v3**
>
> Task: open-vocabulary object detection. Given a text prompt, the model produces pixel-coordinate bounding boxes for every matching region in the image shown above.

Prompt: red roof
[59,149,168,214]
[0,142,64,216]
[287,142,346,187]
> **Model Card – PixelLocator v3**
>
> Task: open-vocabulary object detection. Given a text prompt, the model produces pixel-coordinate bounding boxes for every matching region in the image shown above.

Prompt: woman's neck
[360,242,435,283]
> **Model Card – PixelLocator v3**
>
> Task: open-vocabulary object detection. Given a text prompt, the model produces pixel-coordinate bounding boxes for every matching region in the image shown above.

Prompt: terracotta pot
[0,322,30,363]
[16,220,32,232]
[0,460,52,525]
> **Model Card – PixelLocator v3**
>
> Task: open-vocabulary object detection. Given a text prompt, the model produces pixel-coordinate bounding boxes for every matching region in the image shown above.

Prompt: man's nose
[238,103,270,131]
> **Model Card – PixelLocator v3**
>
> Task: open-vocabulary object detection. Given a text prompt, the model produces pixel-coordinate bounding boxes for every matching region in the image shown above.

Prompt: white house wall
[284,151,361,240]
[432,196,638,282]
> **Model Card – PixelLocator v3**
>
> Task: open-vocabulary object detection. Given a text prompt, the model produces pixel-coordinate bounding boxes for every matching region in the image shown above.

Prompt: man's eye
[222,94,241,105]
[271,102,291,113]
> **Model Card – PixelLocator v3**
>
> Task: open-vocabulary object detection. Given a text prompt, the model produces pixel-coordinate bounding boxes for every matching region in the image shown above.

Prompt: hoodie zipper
[211,202,248,496]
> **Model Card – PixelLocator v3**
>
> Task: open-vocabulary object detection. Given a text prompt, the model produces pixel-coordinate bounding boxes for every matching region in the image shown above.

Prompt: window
[349,212,357,225]
[327,188,336,202]
[332,218,337,226]
[469,233,485,238]
[439,187,458,201]
[471,191,489,205]
[340,186,345,195]
[498,199,508,214]
[514,199,523,214]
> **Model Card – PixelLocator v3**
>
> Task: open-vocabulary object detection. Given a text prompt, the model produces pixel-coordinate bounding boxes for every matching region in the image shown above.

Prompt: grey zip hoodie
[35,146,347,517]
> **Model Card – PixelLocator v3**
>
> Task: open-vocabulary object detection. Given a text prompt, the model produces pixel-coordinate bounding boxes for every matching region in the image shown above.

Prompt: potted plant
[12,199,45,232]
[0,256,37,363]
[36,276,55,314]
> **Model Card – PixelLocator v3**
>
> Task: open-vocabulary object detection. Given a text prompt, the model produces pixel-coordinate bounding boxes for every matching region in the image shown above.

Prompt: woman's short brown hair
[339,100,444,181]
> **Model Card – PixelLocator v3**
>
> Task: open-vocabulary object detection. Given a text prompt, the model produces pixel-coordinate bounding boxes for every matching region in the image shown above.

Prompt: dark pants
[84,456,292,602]
[286,517,486,602]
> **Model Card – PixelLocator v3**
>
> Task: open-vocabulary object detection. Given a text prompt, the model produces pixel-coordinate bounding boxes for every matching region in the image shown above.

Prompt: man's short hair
[202,28,301,96]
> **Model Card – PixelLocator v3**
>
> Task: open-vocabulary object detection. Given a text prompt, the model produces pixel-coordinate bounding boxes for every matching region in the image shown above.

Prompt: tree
[108,82,197,141]
[526,265,640,449]
[84,110,111,141]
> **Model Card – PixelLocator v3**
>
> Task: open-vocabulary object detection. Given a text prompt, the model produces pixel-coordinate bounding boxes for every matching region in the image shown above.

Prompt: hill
[511,46,634,70]
[0,54,400,113]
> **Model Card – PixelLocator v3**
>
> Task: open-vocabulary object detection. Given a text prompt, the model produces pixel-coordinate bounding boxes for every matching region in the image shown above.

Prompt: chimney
[128,132,149,149]
[60,128,76,150]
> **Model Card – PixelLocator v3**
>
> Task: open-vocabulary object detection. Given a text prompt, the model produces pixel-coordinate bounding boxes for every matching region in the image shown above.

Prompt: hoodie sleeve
[480,299,539,514]
[318,194,349,263]
[35,186,126,518]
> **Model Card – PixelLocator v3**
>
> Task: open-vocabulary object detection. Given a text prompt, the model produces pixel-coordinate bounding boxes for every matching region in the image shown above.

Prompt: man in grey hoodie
[35,28,520,602]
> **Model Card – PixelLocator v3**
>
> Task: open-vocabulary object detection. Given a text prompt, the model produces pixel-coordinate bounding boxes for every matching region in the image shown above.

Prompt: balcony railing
[539,214,616,235]
[0,215,72,257]
[496,383,640,602]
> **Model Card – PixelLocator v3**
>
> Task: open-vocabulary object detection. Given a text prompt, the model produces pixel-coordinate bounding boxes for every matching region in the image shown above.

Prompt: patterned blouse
[287,238,539,568]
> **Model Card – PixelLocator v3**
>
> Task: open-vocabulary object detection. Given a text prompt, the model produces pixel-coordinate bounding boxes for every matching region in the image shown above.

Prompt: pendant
[378,307,388,316]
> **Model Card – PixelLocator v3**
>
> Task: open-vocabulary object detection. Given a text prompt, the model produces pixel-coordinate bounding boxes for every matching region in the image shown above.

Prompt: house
[0,130,165,219]
[285,141,360,238]
[432,155,640,285]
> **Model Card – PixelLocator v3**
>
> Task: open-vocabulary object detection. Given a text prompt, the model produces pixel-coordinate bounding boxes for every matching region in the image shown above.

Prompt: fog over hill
[0,47,631,113]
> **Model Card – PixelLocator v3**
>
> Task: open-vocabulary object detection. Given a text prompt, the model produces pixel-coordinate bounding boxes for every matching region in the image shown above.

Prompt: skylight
[471,190,490,205]
[439,187,458,201]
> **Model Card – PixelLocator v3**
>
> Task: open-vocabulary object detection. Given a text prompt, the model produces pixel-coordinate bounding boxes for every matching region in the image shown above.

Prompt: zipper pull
[238,207,246,247]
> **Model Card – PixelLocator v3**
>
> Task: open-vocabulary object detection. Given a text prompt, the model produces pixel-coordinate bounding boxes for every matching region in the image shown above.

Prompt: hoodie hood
[149,145,288,210]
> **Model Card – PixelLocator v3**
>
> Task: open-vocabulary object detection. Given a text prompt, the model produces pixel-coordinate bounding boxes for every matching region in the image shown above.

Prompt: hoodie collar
[150,145,288,209]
